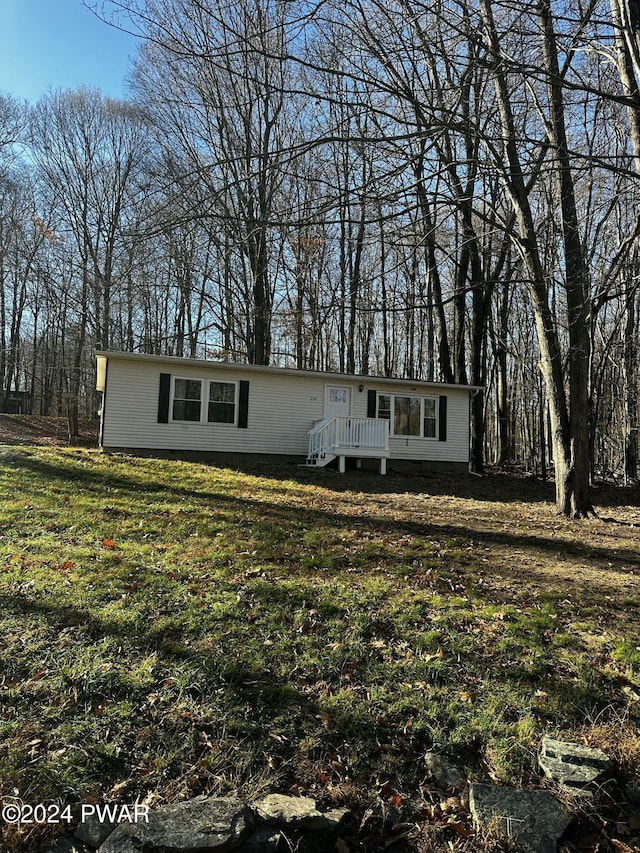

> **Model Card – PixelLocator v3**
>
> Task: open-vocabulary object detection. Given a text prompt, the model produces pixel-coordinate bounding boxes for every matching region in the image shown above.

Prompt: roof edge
[95,350,484,392]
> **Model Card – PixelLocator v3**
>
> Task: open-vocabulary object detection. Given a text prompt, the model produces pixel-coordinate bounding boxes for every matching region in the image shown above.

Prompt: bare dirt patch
[0,414,98,447]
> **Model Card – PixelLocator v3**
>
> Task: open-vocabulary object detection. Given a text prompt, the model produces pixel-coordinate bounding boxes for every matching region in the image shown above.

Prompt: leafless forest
[0,0,639,514]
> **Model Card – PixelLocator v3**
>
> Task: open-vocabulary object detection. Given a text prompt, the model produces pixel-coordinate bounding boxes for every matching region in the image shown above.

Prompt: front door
[325,385,351,420]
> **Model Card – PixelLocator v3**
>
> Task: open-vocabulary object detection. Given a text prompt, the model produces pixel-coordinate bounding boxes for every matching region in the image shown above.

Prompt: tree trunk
[538,0,594,516]
[494,280,511,465]
[414,155,454,384]
[480,0,593,516]
[624,276,639,481]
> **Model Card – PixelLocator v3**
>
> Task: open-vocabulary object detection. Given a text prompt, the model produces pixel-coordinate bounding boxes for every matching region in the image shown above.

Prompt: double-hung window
[172,378,236,424]
[393,396,422,436]
[172,379,202,422]
[208,382,236,423]
[423,397,437,438]
[377,394,438,439]
[377,394,391,421]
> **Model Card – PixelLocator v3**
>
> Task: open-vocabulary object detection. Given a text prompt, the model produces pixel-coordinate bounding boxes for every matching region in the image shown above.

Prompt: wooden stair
[305,416,389,473]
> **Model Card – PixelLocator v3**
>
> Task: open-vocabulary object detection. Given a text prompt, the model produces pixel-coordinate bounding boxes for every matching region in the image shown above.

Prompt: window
[208,381,236,423]
[394,396,421,436]
[172,379,202,421]
[377,394,391,421]
[378,394,438,438]
[423,397,437,438]
[329,388,348,404]
[171,377,236,424]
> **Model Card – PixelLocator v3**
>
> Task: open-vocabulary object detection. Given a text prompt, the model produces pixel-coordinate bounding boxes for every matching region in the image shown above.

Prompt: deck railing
[308,416,389,459]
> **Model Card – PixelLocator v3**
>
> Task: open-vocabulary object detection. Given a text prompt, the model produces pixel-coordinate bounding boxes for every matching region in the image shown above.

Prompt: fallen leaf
[424,647,444,663]
[316,711,333,728]
[440,796,463,814]
[611,841,635,853]
[448,819,473,837]
[622,685,640,702]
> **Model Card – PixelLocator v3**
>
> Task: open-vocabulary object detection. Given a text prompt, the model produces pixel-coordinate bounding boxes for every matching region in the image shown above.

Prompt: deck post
[339,455,346,473]
[379,457,387,475]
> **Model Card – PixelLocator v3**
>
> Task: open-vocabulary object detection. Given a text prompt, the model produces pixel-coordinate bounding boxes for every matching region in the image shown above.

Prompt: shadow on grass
[0,551,612,760]
[3,447,640,853]
[3,446,638,820]
[6,445,639,506]
[8,449,640,558]
[4,448,639,635]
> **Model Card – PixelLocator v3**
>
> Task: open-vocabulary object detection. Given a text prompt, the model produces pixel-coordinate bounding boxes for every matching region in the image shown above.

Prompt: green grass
[1,447,639,848]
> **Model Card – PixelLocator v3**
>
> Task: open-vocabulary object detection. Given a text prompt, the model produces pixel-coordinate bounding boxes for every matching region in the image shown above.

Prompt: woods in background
[0,0,639,513]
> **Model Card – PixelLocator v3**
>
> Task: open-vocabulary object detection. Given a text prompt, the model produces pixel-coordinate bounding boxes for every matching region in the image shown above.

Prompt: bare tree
[129,0,302,365]
[29,87,150,435]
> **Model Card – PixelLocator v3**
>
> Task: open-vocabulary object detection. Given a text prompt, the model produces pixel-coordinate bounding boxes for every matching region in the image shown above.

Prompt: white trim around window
[170,376,238,425]
[377,393,438,439]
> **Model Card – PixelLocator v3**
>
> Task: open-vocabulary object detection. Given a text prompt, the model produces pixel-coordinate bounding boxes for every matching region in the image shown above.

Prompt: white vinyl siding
[103,360,326,456]
[100,354,471,464]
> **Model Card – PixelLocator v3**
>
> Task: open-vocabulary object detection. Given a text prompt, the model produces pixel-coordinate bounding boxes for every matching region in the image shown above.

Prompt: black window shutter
[367,389,377,418]
[438,395,447,441]
[158,373,171,423]
[238,380,249,428]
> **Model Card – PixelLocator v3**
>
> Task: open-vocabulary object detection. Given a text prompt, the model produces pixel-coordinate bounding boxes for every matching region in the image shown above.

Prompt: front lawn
[1,447,639,849]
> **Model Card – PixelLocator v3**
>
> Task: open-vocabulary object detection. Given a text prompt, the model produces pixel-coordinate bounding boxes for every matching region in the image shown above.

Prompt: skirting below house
[100,446,469,473]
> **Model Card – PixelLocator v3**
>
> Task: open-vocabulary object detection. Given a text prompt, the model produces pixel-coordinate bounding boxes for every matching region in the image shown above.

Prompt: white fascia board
[95,350,484,393]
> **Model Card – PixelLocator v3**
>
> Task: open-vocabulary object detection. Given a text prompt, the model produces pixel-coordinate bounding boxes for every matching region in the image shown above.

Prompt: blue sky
[0,1,140,102]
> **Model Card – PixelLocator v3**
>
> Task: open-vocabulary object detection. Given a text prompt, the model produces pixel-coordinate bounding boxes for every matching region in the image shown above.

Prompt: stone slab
[254,794,348,831]
[539,736,612,794]
[469,783,571,853]
[98,796,254,853]
[236,826,281,851]
[74,814,117,847]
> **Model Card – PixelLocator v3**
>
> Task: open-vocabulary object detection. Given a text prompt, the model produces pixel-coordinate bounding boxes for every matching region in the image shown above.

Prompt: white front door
[325,385,351,419]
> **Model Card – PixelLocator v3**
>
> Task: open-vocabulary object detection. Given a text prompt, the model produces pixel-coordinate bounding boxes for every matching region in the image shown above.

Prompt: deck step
[304,452,336,468]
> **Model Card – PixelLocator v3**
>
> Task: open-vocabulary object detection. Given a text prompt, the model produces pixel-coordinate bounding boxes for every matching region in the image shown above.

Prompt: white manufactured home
[96,352,481,473]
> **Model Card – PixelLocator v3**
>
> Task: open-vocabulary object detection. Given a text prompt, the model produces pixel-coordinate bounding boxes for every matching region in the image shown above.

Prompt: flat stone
[424,752,467,790]
[98,796,254,853]
[539,736,612,795]
[254,794,349,831]
[74,814,117,847]
[469,783,571,853]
